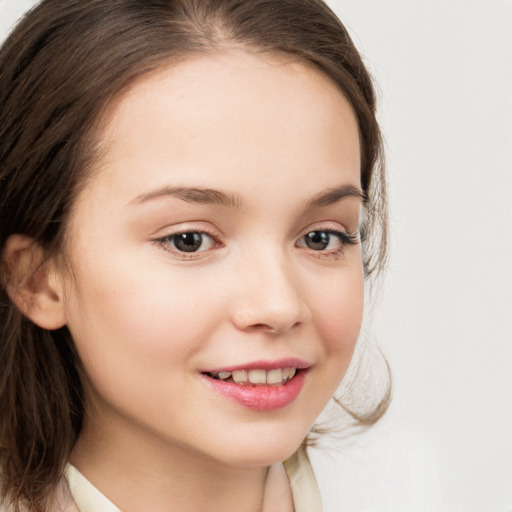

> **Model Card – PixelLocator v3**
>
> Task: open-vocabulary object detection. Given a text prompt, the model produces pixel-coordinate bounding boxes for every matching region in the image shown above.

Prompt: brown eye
[298,229,359,254]
[170,232,213,252]
[304,231,335,251]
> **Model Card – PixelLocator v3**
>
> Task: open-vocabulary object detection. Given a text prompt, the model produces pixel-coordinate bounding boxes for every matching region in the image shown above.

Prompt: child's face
[61,51,364,467]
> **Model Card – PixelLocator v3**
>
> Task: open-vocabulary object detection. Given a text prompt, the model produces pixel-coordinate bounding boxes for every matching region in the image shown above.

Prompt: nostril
[249,321,302,335]
[248,323,277,333]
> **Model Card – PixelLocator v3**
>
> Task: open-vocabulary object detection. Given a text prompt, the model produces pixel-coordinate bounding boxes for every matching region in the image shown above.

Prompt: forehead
[79,50,361,209]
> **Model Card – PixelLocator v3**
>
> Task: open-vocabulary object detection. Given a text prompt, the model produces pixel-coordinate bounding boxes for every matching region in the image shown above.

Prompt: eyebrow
[130,183,365,210]
[304,184,366,210]
[130,186,242,208]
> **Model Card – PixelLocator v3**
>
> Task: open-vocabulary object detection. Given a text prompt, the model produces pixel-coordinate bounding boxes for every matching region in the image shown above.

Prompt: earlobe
[3,234,66,330]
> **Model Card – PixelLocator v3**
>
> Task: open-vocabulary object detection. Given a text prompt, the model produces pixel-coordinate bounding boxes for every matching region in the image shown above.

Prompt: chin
[211,423,311,468]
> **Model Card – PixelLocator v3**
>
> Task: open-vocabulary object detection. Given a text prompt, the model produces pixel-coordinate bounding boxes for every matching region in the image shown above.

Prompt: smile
[201,360,310,411]
[205,367,297,386]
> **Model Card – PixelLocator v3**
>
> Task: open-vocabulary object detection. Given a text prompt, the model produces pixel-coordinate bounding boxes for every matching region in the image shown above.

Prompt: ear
[3,234,66,330]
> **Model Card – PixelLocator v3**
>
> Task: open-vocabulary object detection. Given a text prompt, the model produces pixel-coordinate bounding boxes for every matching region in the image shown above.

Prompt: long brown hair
[0,0,388,509]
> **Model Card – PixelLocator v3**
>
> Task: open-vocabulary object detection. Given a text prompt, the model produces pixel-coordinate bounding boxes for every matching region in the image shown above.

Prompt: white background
[1,1,511,511]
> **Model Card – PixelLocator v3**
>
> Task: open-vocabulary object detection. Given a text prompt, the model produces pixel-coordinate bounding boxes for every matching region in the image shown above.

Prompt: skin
[50,50,365,511]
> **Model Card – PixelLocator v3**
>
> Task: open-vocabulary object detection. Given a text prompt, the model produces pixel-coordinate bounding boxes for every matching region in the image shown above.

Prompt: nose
[228,247,309,335]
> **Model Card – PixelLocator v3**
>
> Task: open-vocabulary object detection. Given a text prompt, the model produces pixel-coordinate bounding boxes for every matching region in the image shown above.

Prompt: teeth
[286,367,296,380]
[232,370,248,384]
[266,368,283,384]
[248,369,266,384]
[211,367,297,386]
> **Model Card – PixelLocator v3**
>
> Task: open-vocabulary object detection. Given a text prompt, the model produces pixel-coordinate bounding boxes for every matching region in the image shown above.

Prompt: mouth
[203,367,298,386]
[200,360,310,411]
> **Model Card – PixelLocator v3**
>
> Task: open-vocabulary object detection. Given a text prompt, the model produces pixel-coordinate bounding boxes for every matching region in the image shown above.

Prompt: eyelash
[152,228,359,260]
[297,229,359,259]
[152,229,222,260]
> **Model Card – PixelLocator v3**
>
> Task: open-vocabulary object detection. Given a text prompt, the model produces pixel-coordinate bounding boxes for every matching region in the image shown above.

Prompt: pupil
[174,232,202,252]
[305,231,329,250]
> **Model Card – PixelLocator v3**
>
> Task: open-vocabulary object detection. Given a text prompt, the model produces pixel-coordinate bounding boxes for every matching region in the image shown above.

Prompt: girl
[0,1,389,511]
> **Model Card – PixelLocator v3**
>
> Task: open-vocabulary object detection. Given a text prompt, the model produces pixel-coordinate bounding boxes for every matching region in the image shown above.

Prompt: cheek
[311,266,364,361]
[62,269,220,428]
[295,265,364,424]
[62,256,219,387]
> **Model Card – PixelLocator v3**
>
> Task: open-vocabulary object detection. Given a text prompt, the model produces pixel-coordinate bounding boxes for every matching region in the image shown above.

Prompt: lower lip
[202,370,307,411]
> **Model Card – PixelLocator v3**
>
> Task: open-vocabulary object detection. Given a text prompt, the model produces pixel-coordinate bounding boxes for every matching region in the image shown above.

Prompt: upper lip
[201,358,311,373]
